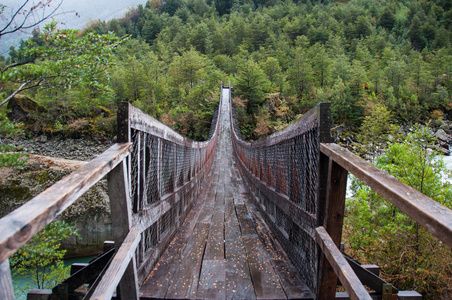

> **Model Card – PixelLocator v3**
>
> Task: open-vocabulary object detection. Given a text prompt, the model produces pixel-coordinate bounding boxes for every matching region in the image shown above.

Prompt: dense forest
[1,0,451,298]
[3,0,451,141]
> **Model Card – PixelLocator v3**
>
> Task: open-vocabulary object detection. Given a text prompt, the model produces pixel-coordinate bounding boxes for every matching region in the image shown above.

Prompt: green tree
[169,48,210,89]
[234,58,269,114]
[407,15,426,50]
[378,6,395,30]
[357,103,399,158]
[286,49,313,98]
[330,78,361,125]
[11,221,78,297]
[160,0,185,16]
[346,126,452,297]
[308,43,331,88]
[262,56,283,92]
[0,22,121,107]
[188,22,213,54]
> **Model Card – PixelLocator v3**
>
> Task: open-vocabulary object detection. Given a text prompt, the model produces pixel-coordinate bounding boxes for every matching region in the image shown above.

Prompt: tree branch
[0,0,30,34]
[1,59,34,74]
[0,0,63,38]
[0,80,33,107]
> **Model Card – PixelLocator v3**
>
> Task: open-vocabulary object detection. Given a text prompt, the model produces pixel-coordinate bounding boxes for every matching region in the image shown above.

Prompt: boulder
[435,129,452,143]
[6,94,46,122]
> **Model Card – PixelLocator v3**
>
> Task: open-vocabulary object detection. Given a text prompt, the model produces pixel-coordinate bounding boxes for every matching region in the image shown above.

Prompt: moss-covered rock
[7,94,46,122]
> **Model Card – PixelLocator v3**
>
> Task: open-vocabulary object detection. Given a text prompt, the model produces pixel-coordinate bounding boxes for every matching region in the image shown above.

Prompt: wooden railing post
[316,102,350,298]
[117,102,130,143]
[107,160,139,299]
[0,259,14,300]
[109,102,139,299]
[317,159,348,299]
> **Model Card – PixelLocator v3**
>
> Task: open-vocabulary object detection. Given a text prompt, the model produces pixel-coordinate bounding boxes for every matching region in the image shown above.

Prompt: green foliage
[357,103,400,158]
[345,126,452,297]
[0,109,26,168]
[10,221,79,296]
[1,21,122,108]
[234,57,270,114]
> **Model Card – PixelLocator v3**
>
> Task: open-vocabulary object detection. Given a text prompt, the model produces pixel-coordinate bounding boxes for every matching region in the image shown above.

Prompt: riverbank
[0,136,115,258]
[2,136,114,161]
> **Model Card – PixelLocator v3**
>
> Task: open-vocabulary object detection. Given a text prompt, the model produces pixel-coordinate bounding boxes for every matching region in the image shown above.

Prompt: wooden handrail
[90,227,141,300]
[320,142,452,249]
[315,227,372,300]
[0,142,132,263]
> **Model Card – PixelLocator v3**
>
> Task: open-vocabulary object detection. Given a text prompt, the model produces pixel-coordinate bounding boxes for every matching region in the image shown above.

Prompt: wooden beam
[344,255,397,294]
[315,227,372,300]
[0,259,14,300]
[54,248,115,293]
[321,143,452,249]
[0,143,132,263]
[108,159,140,299]
[90,227,141,300]
[117,102,130,143]
[317,159,348,299]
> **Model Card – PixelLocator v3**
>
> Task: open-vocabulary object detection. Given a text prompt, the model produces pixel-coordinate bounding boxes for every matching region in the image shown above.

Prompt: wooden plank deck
[140,89,313,299]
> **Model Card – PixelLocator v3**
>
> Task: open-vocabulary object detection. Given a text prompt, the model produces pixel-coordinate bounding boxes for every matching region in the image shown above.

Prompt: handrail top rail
[124,100,220,148]
[0,142,132,263]
[232,102,330,147]
[321,142,452,249]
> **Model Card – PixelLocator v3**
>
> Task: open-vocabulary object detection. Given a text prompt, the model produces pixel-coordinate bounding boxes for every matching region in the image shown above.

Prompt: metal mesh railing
[230,101,321,291]
[124,100,220,280]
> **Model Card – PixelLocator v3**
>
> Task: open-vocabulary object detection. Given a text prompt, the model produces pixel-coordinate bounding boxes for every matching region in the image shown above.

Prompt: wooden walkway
[140,89,313,299]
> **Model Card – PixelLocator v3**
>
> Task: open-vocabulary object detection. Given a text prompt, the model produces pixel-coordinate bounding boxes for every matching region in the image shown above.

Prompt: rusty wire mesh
[128,103,220,271]
[231,104,320,291]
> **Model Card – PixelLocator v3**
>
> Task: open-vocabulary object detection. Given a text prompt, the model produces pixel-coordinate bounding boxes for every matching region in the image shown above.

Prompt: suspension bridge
[1,84,451,299]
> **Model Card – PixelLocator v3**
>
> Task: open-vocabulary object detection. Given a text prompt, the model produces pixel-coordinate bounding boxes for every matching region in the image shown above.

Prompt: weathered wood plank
[320,143,452,249]
[225,223,255,300]
[165,222,210,299]
[197,260,226,299]
[318,159,348,300]
[204,210,225,260]
[224,192,237,224]
[235,204,257,238]
[139,237,184,298]
[315,227,371,300]
[243,237,287,299]
[0,259,14,300]
[91,227,141,300]
[0,143,131,263]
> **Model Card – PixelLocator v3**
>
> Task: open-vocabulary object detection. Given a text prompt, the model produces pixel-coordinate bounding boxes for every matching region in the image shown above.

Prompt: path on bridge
[140,89,312,299]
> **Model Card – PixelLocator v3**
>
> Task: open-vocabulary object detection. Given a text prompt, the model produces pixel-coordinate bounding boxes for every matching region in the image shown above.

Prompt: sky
[0,0,146,55]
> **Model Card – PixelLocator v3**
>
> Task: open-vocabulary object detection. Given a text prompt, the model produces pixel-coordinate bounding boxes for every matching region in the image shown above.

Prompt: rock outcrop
[6,94,46,122]
[0,154,112,258]
[435,129,452,155]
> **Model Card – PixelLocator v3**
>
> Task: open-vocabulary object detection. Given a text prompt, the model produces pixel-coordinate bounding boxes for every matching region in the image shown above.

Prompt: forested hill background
[5,0,451,142]
[79,0,451,141]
